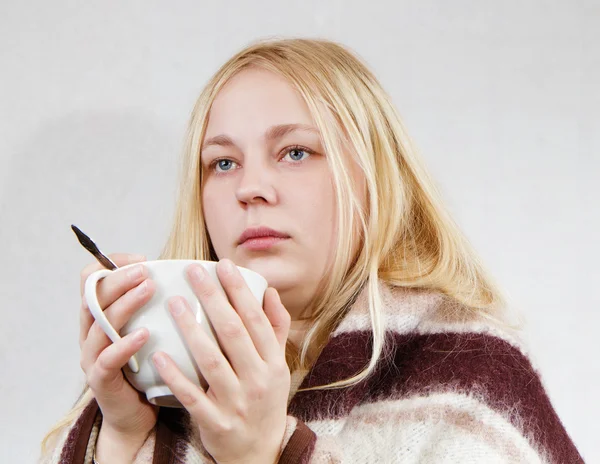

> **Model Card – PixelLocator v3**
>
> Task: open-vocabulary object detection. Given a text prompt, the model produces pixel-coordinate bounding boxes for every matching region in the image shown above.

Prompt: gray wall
[1,1,597,462]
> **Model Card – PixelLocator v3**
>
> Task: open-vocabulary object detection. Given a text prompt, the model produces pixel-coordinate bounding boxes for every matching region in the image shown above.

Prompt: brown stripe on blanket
[279,420,317,464]
[59,400,99,464]
[152,407,191,464]
[289,331,583,463]
[289,331,374,419]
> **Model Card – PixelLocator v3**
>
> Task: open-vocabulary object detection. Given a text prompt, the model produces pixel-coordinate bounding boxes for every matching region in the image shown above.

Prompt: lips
[238,226,290,245]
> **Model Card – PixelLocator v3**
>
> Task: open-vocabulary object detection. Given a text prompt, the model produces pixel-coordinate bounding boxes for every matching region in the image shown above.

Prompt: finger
[79,298,95,349]
[262,288,291,351]
[80,275,153,349]
[80,253,146,296]
[98,265,148,311]
[84,327,148,384]
[81,279,155,366]
[79,262,148,347]
[216,260,280,360]
[79,253,146,346]
[186,263,263,377]
[167,296,240,402]
[152,352,221,426]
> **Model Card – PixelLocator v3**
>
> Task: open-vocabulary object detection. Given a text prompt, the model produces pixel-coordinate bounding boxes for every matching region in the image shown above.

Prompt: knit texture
[42,280,584,463]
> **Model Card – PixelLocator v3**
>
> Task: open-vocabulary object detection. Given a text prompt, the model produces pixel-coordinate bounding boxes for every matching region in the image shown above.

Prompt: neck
[287,318,310,349]
[276,281,317,321]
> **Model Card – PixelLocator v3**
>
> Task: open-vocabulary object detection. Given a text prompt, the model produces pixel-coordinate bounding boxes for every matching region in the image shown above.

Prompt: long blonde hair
[41,37,514,455]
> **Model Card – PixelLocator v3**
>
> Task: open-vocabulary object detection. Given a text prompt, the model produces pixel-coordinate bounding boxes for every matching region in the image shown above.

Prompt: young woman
[40,38,583,463]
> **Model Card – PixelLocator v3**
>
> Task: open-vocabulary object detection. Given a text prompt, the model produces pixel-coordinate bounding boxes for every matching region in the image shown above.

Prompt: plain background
[1,1,597,462]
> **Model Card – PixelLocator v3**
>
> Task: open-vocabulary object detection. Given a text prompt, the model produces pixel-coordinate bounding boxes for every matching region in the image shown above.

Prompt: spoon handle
[71,224,118,270]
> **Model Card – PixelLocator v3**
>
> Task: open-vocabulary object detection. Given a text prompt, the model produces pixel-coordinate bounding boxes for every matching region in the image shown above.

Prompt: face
[201,68,362,319]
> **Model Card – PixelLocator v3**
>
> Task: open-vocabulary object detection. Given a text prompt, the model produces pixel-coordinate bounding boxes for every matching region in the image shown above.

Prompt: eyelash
[208,145,314,175]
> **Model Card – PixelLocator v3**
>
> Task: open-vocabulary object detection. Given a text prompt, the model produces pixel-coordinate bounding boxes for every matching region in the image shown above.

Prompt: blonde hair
[41,37,515,455]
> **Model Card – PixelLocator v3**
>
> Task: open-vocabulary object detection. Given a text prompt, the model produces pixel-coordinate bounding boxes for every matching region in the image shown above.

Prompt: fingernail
[133,328,147,342]
[127,265,144,281]
[129,254,146,263]
[135,280,148,296]
[189,264,205,281]
[153,353,167,368]
[169,297,186,316]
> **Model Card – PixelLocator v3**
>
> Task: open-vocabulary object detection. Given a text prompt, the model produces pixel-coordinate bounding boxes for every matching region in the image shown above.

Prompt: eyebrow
[201,123,320,150]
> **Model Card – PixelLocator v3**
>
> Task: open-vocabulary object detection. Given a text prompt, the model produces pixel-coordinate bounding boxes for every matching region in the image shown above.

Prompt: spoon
[72,225,141,373]
[70,224,118,270]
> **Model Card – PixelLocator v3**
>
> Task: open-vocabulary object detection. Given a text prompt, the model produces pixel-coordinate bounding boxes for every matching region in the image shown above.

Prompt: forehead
[205,68,316,137]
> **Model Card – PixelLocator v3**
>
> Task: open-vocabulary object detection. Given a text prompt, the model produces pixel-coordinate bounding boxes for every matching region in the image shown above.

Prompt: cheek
[201,186,228,243]
[293,176,337,244]
[202,180,229,217]
[201,188,214,225]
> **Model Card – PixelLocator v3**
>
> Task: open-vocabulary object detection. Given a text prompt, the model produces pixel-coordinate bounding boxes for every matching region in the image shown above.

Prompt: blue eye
[214,159,236,172]
[209,146,313,175]
[284,147,311,162]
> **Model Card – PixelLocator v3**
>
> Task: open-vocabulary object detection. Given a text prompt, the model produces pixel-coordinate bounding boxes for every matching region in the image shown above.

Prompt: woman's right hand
[79,253,159,439]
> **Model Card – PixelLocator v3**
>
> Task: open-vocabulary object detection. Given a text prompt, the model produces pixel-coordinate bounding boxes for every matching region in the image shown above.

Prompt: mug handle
[84,269,140,373]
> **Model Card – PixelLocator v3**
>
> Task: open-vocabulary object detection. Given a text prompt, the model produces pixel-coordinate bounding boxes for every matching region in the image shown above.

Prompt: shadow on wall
[1,109,179,279]
[0,108,181,462]
[0,110,179,447]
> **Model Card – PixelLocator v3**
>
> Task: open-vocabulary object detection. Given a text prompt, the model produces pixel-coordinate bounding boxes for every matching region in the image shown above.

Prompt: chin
[234,254,295,291]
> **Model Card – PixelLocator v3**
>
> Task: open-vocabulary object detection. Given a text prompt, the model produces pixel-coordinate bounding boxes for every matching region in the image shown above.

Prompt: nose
[234,159,277,205]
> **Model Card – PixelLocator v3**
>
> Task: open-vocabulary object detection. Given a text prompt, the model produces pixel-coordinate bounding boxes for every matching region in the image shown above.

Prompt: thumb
[263,287,290,350]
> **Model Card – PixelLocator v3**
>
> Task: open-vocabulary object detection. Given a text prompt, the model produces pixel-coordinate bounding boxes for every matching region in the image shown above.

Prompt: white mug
[83,259,268,408]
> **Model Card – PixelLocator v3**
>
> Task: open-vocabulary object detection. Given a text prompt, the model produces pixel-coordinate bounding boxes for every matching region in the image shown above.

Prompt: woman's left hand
[152,259,292,464]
